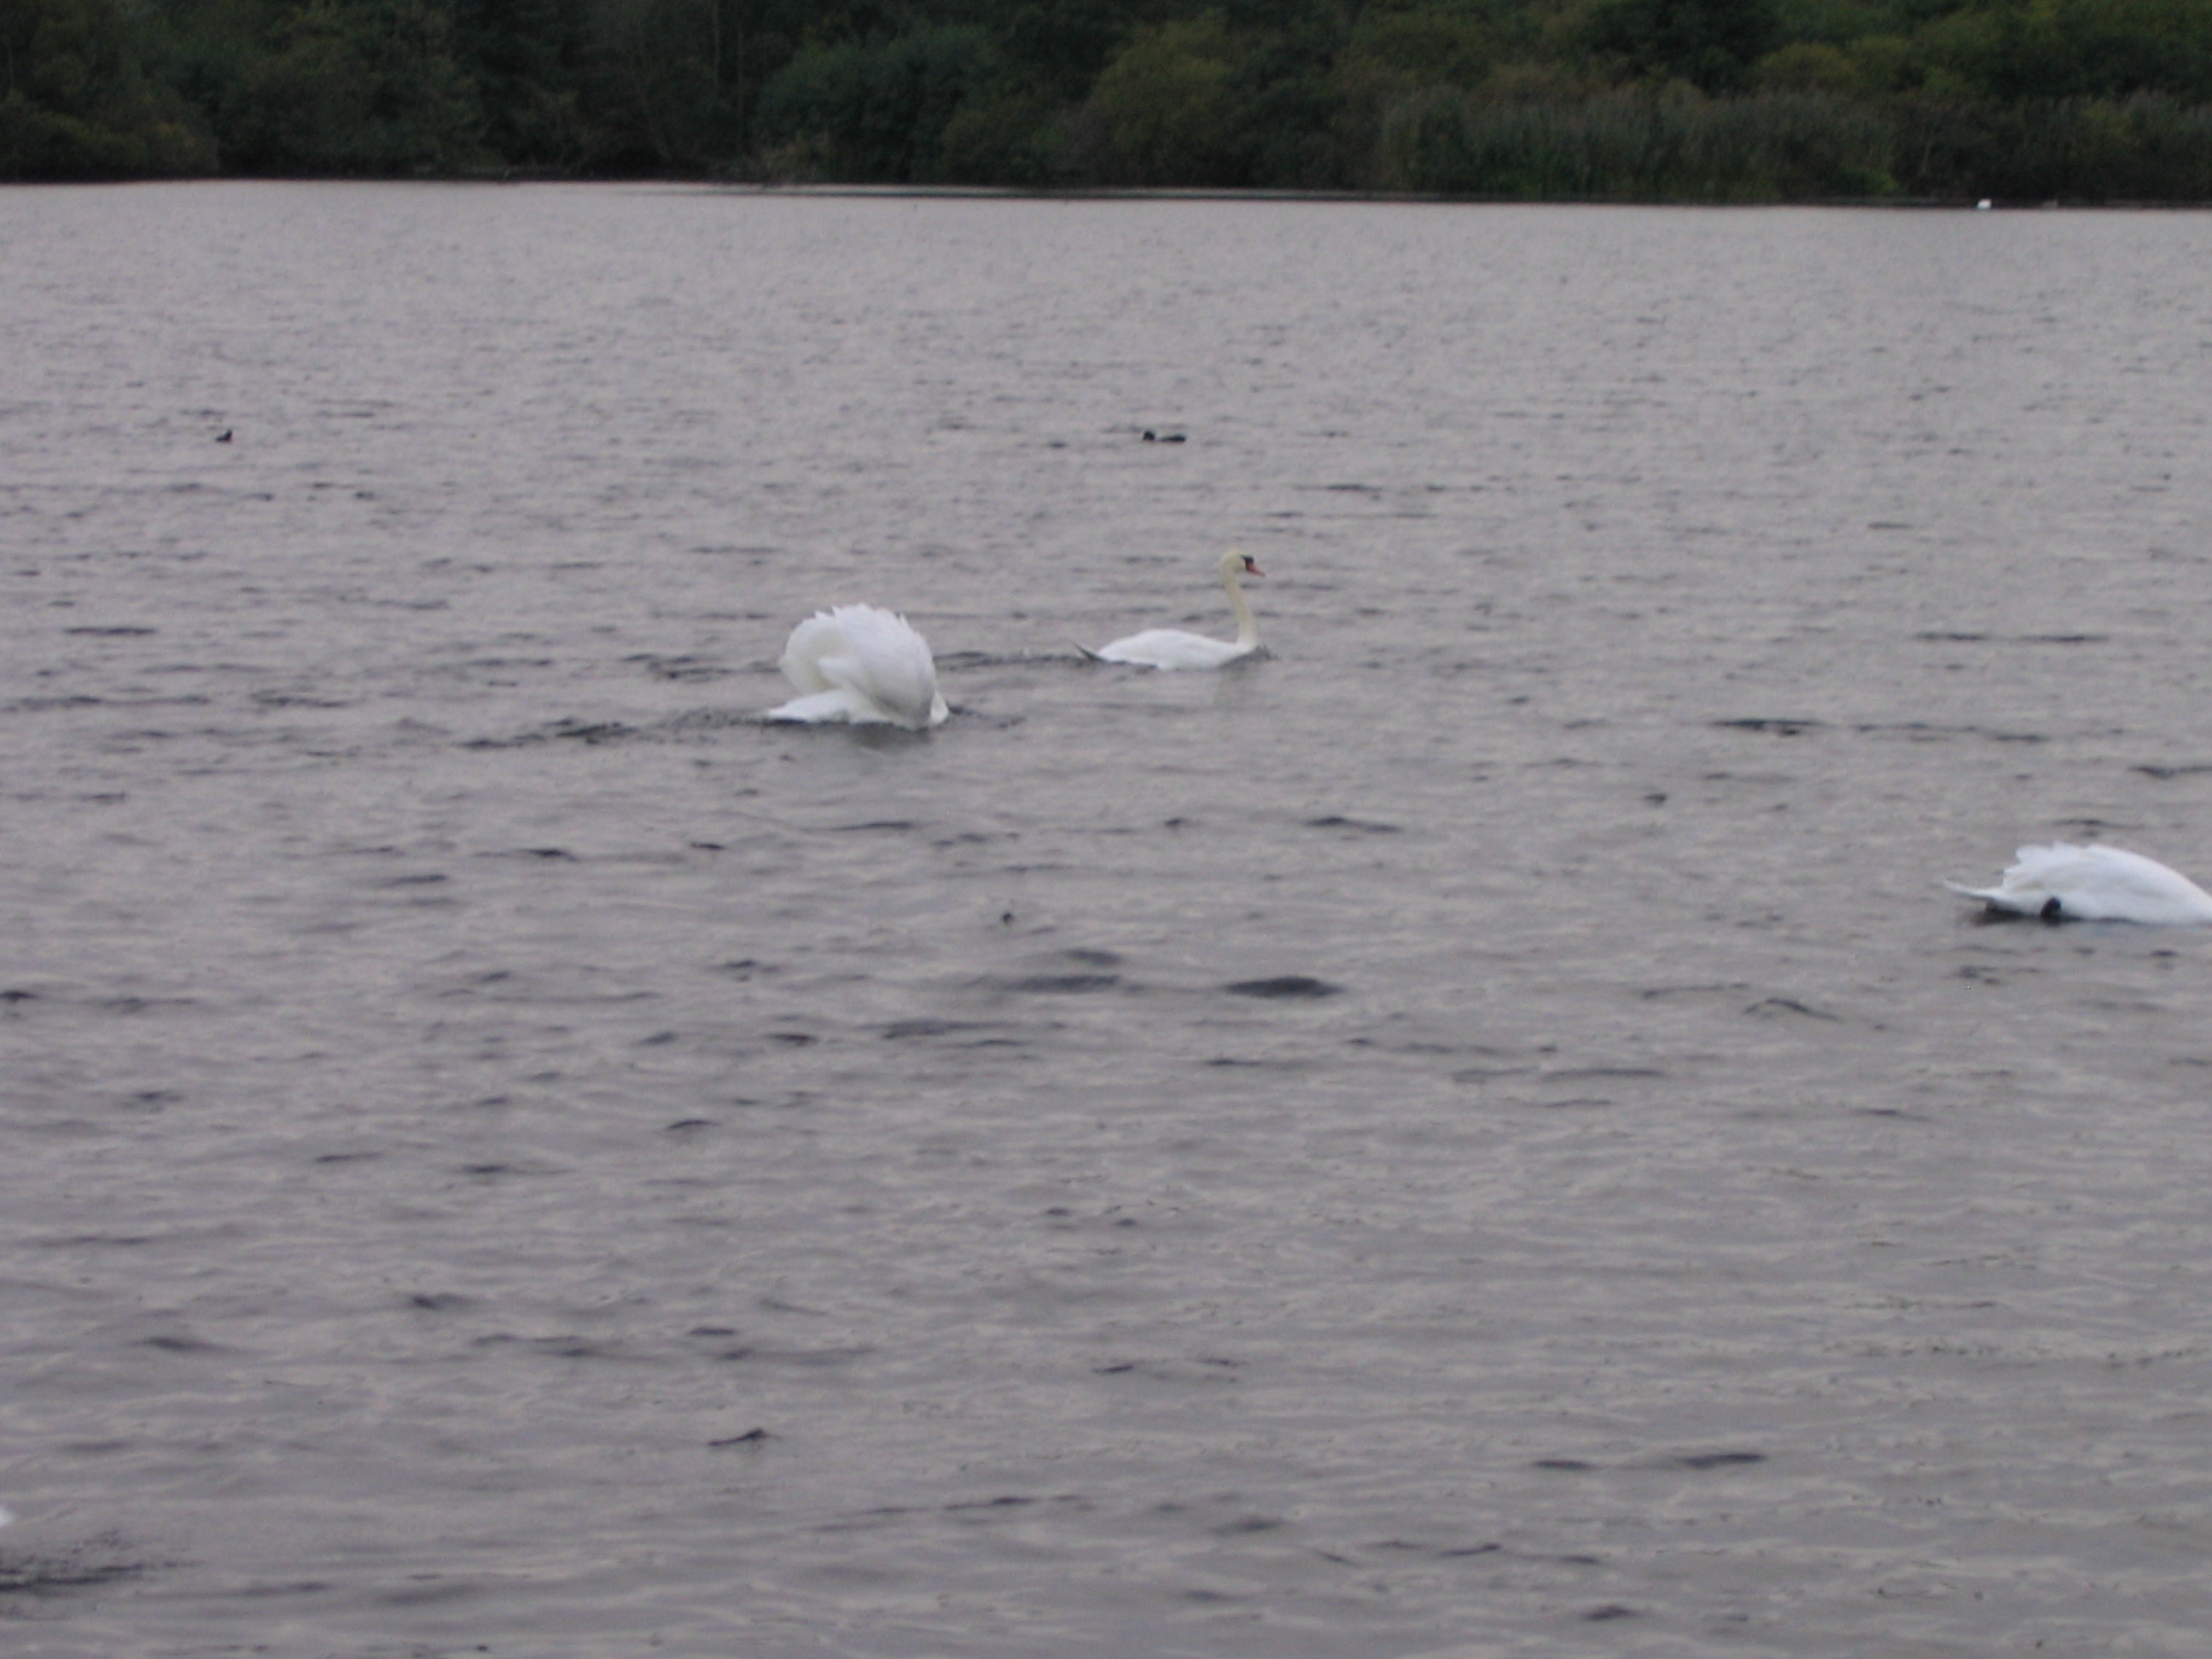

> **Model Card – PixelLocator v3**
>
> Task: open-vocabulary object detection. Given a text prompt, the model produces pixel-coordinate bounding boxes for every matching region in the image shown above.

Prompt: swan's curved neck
[1223,565,1259,649]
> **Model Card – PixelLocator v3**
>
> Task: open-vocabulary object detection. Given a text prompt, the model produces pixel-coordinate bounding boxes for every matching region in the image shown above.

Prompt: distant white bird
[765,604,948,730]
[1946,842,2212,923]
[1084,549,1265,670]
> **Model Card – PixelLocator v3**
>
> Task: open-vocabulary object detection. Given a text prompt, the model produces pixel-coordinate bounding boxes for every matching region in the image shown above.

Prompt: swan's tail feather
[1944,878,2048,917]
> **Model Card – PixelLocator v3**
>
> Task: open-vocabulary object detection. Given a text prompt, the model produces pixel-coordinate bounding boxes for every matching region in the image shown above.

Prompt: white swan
[1084,550,1265,670]
[1946,842,2212,923]
[765,604,948,730]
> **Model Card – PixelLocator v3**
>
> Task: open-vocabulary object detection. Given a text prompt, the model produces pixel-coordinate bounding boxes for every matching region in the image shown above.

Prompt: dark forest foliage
[9,0,2212,195]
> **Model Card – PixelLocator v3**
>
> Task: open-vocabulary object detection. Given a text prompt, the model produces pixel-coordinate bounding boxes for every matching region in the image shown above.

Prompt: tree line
[9,0,2212,198]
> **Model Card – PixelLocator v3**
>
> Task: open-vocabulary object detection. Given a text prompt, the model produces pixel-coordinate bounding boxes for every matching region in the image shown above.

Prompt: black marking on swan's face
[1240,554,1264,578]
[2040,895,2064,921]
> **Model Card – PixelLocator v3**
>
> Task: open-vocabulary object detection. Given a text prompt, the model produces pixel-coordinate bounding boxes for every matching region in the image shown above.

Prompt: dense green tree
[755,23,998,179]
[1586,0,1782,89]
[999,0,1149,96]
[15,0,2212,197]
[1912,0,2212,100]
[1341,3,1507,93]
[454,0,591,164]
[1085,15,1245,181]
[1227,7,1353,182]
[587,0,733,166]
[934,73,1065,179]
[2,0,216,177]
[213,0,485,171]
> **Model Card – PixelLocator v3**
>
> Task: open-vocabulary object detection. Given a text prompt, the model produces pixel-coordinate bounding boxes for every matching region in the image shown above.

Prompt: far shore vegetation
[9,0,2212,201]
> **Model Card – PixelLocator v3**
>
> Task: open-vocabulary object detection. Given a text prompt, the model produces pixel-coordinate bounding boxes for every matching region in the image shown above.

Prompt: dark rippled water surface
[6,183,2212,1656]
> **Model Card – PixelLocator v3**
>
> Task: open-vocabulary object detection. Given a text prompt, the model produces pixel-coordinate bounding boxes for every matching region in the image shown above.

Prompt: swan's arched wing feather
[817,605,942,727]
[2068,843,2192,887]
[771,604,946,729]
[2058,844,2212,917]
[1951,842,2212,923]
[777,612,854,696]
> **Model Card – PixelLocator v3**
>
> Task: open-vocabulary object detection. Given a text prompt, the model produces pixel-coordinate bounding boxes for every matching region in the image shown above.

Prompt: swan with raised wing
[1084,550,1265,670]
[1946,842,2212,923]
[765,604,948,730]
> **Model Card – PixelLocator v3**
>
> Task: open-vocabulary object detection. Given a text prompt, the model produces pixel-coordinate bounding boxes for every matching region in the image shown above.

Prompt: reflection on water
[3,183,2212,1656]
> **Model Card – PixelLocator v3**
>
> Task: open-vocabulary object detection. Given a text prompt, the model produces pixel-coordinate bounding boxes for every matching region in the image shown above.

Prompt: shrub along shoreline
[9,0,2212,203]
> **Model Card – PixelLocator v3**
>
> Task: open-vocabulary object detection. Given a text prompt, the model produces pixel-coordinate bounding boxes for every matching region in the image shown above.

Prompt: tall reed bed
[1381,87,2212,201]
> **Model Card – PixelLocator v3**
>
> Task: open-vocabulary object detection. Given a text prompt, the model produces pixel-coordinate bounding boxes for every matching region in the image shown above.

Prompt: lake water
[4,181,2212,1657]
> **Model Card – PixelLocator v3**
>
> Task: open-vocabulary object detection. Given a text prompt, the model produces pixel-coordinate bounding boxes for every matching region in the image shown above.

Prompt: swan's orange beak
[1241,555,1265,577]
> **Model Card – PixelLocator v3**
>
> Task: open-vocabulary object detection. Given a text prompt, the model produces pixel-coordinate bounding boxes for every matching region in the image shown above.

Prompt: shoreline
[14,175,2212,209]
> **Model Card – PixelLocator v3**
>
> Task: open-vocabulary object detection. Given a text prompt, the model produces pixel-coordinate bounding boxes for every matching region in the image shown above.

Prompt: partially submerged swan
[1946,842,2212,923]
[1085,550,1265,670]
[765,604,948,730]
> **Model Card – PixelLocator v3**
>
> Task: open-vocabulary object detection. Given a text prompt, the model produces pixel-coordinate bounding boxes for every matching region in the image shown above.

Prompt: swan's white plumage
[1946,842,2212,923]
[1089,550,1264,670]
[766,604,948,730]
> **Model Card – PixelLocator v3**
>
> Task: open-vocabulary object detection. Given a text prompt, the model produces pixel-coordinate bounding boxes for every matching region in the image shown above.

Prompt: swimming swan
[1084,550,1265,670]
[1946,842,2212,923]
[765,604,949,730]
